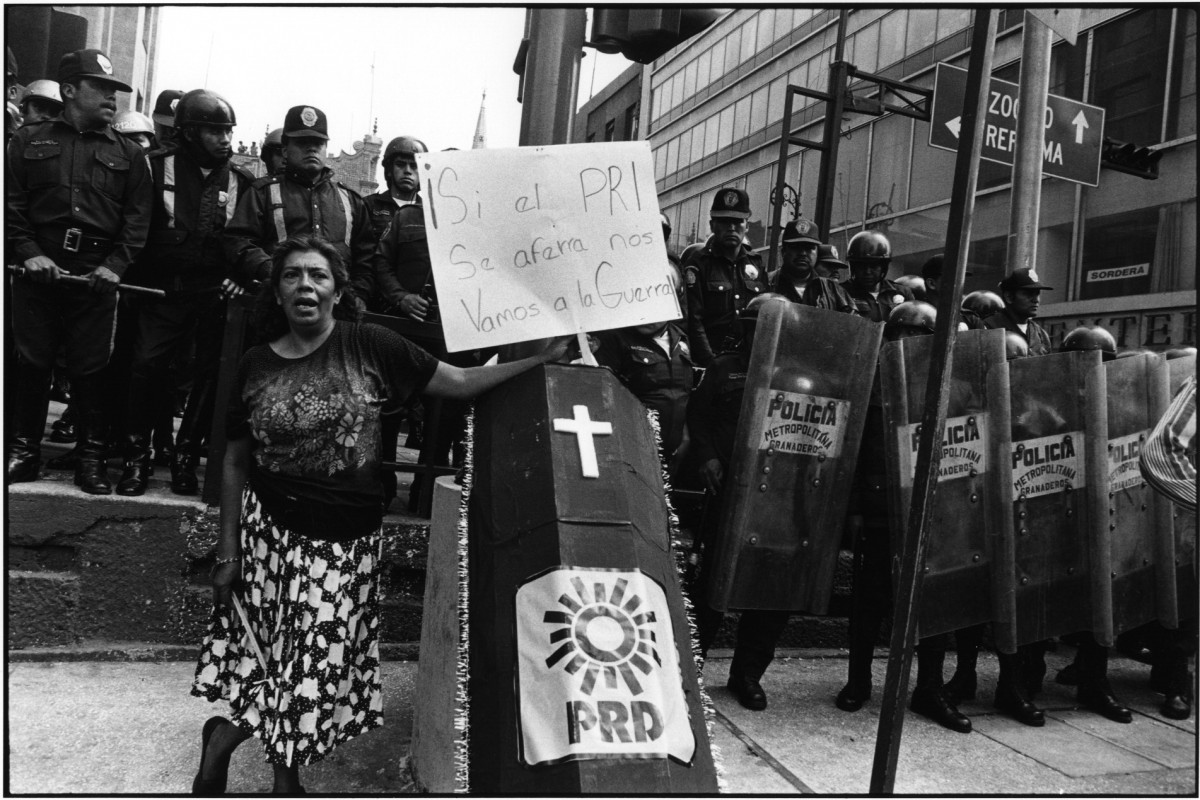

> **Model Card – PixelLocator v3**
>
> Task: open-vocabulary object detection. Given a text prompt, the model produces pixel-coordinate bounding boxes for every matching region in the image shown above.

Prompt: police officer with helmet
[224,104,379,304]
[837,228,914,711]
[841,229,914,320]
[18,80,63,125]
[683,187,767,366]
[112,110,157,151]
[5,48,152,491]
[364,135,427,241]
[260,128,284,176]
[115,88,255,496]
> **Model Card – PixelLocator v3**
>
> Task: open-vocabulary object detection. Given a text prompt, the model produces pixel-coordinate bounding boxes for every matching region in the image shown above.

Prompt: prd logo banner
[758,390,850,457]
[515,566,695,766]
[1011,430,1086,499]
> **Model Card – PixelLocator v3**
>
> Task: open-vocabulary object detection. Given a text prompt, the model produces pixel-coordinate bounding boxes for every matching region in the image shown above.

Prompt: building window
[604,119,616,142]
[1168,8,1196,139]
[1080,206,1159,300]
[1090,8,1173,144]
[625,102,639,140]
[587,132,595,144]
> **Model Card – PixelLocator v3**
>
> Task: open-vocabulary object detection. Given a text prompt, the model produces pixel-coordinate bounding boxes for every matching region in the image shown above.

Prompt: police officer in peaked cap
[985,267,1053,356]
[152,88,184,148]
[683,187,767,367]
[5,48,152,492]
[224,104,381,306]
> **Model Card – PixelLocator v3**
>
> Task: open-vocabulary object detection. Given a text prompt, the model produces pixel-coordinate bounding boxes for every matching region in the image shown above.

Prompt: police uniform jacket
[984,307,1052,356]
[686,348,751,469]
[6,115,152,275]
[363,189,408,240]
[129,145,254,292]
[840,277,915,322]
[684,243,766,367]
[595,323,693,456]
[374,202,434,315]
[223,165,379,300]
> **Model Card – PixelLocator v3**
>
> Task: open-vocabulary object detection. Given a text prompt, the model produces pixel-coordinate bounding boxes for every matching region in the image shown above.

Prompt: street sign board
[930,62,1106,187]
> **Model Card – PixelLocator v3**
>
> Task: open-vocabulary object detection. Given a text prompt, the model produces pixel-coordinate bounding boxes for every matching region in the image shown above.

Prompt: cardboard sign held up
[416,143,681,353]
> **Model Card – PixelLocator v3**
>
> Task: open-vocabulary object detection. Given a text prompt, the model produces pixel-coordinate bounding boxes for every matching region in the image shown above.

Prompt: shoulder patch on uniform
[230,163,255,181]
[685,266,698,287]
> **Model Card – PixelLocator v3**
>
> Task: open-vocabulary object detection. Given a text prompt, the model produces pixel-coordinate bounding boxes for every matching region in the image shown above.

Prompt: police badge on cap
[283,104,329,141]
[709,186,751,220]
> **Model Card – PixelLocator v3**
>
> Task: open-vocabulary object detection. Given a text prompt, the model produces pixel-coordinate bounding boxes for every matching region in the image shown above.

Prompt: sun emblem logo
[96,54,114,75]
[723,190,739,208]
[301,107,318,127]
[542,575,661,696]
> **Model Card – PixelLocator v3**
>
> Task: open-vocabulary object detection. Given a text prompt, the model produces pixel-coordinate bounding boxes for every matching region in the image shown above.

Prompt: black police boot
[49,401,78,443]
[171,449,199,495]
[995,652,1045,726]
[7,364,52,483]
[170,375,214,496]
[116,435,153,496]
[945,624,984,702]
[910,687,972,733]
[73,379,112,495]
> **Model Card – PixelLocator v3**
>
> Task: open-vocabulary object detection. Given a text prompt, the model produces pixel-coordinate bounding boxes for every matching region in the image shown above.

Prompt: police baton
[7,264,167,299]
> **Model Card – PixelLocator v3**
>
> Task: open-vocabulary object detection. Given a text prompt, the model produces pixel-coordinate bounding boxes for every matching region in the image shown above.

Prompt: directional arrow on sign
[1072,110,1089,144]
[929,62,1107,186]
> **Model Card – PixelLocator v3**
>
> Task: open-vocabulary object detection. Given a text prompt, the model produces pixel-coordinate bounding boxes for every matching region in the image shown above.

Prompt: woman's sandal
[192,716,230,794]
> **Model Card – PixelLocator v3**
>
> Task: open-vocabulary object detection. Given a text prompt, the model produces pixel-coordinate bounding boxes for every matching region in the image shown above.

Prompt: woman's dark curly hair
[252,235,362,342]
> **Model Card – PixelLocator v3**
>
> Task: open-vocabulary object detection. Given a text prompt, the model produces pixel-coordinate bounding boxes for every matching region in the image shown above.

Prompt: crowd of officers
[6,48,1193,733]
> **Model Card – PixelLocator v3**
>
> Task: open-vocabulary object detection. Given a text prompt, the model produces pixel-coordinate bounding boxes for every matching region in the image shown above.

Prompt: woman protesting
[191,235,567,793]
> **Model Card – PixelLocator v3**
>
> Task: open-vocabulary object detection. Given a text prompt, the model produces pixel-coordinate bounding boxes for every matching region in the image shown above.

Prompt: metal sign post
[869,9,999,795]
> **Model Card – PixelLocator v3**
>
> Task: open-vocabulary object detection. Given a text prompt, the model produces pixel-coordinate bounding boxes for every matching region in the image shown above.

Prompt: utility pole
[813,11,849,241]
[518,7,586,147]
[1007,12,1053,274]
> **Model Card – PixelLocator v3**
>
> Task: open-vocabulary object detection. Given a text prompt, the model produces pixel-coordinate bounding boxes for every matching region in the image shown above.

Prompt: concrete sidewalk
[6,646,1195,795]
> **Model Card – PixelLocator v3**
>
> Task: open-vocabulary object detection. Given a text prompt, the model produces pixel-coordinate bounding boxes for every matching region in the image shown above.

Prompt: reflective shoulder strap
[224,169,239,226]
[337,186,353,248]
[162,155,176,229]
[268,182,287,243]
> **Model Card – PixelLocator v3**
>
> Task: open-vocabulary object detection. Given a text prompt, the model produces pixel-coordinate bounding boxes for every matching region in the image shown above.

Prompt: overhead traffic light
[590,8,725,64]
[1101,137,1163,180]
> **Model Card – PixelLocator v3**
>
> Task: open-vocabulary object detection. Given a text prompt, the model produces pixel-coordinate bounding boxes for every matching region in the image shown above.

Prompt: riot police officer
[18,79,63,125]
[5,49,152,491]
[840,229,914,320]
[223,105,379,304]
[985,268,1053,355]
[364,135,427,241]
[112,110,156,151]
[683,188,766,366]
[116,89,254,496]
[260,128,284,176]
[688,293,790,710]
[962,289,1005,322]
[837,229,914,711]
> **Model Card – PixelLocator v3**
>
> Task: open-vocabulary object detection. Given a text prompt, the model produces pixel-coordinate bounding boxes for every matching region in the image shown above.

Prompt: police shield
[880,329,1017,648]
[1102,353,1175,634]
[1006,350,1110,647]
[1168,354,1197,622]
[706,299,882,613]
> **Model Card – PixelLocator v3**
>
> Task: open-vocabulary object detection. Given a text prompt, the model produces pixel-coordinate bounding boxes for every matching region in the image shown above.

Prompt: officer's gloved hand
[89,265,121,294]
[701,458,724,495]
[22,255,61,284]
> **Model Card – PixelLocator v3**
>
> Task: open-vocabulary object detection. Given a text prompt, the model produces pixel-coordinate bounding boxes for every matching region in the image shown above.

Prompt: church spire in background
[472,89,487,150]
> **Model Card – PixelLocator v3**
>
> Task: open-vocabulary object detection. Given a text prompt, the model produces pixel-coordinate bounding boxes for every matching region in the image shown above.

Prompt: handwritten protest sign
[416,143,681,353]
